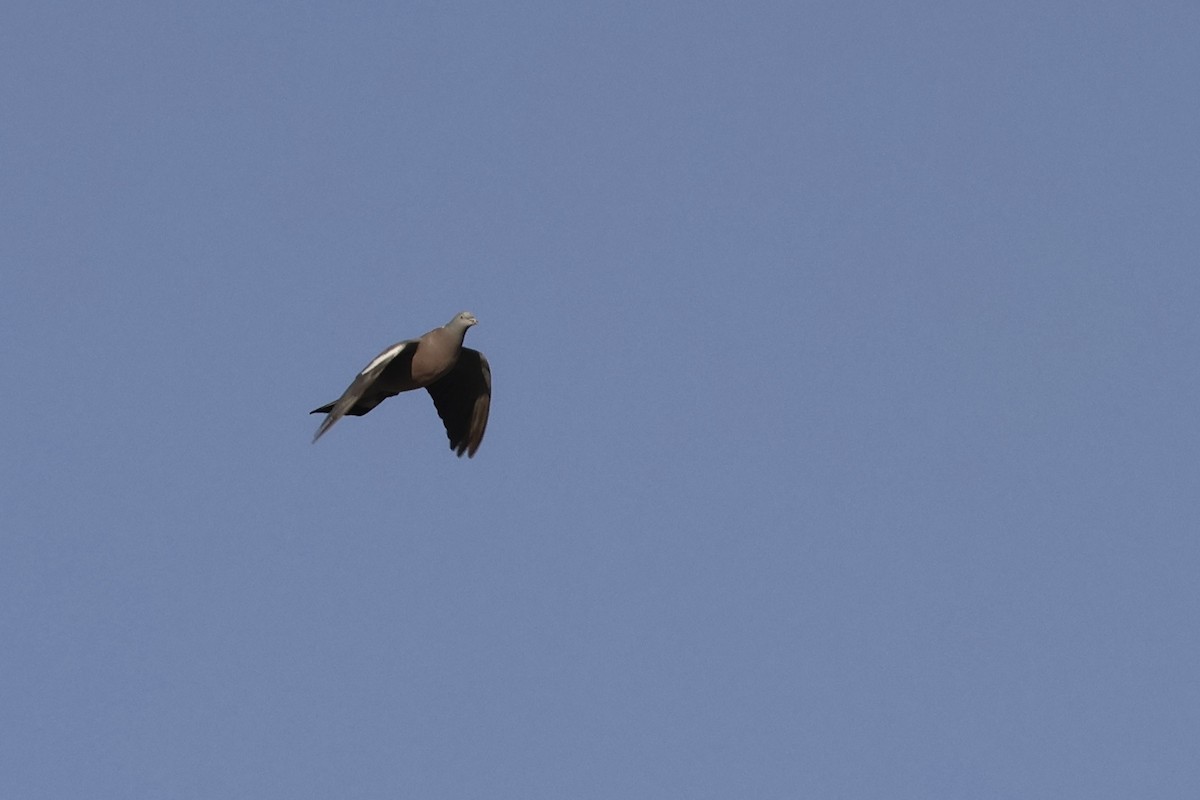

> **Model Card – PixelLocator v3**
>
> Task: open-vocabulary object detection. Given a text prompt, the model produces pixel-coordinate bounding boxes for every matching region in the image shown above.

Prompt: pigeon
[311,311,491,457]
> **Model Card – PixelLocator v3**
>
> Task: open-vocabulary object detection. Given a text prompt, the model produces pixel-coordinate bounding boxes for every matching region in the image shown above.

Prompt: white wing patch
[361,342,408,375]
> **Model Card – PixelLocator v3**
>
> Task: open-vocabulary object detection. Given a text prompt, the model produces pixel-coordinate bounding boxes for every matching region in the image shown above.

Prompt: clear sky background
[3,2,1198,798]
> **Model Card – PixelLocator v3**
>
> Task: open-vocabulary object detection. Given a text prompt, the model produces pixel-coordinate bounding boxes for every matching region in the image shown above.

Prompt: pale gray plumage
[310,311,491,457]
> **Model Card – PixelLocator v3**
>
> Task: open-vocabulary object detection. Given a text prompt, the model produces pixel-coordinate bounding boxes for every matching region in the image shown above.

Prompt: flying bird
[311,311,491,457]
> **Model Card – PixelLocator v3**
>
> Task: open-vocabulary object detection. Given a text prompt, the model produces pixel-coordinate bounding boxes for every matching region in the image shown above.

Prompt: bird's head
[452,311,478,328]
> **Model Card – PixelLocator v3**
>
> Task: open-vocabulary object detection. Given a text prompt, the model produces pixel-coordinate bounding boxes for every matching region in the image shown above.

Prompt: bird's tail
[310,401,340,443]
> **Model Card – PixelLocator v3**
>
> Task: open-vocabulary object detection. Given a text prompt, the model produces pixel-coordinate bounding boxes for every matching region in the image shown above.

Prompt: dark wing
[425,348,491,457]
[311,341,415,442]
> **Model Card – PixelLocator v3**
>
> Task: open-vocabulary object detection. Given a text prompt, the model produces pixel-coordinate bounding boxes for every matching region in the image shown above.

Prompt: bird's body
[311,311,491,457]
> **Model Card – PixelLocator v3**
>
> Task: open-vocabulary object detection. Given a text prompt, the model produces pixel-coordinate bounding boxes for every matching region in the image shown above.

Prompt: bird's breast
[410,351,458,386]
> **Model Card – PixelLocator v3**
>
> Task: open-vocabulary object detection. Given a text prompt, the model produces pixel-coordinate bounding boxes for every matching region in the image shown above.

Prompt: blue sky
[3,2,1198,797]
